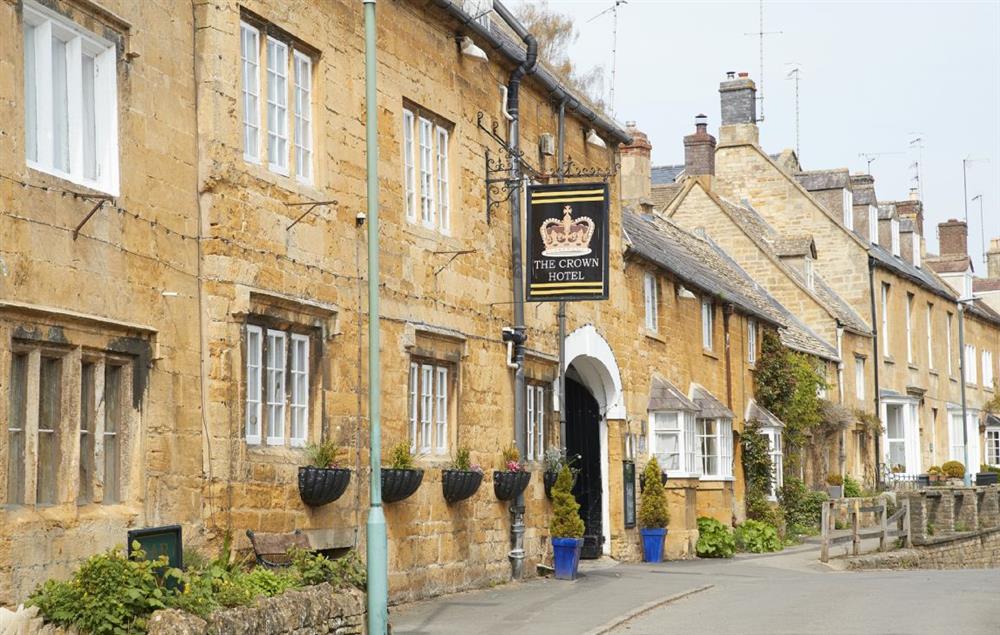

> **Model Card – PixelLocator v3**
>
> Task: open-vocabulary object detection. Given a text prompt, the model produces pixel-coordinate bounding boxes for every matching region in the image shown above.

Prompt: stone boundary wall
[900,485,1000,543]
[846,526,1000,570]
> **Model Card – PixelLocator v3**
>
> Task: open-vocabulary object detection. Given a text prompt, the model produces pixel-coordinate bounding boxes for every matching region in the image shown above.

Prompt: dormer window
[869,205,878,245]
[891,218,900,256]
[842,189,854,228]
[912,233,921,267]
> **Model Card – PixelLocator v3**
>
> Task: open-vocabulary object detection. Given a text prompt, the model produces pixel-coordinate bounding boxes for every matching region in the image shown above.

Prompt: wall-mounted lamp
[586,129,607,149]
[458,36,488,61]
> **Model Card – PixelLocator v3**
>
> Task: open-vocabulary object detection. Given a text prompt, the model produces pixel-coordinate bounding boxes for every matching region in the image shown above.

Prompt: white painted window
[701,299,714,351]
[885,404,907,472]
[402,109,416,222]
[697,418,733,478]
[436,126,450,232]
[409,361,450,454]
[525,383,546,461]
[881,283,890,357]
[22,1,119,194]
[965,345,978,385]
[747,319,757,365]
[855,356,865,401]
[292,51,312,183]
[926,304,934,370]
[418,117,434,227]
[983,350,994,388]
[265,37,289,174]
[265,329,287,445]
[986,429,1000,467]
[947,312,954,376]
[905,292,914,365]
[912,232,921,268]
[763,427,783,500]
[643,272,658,332]
[240,22,261,163]
[650,411,697,474]
[891,218,900,257]
[868,205,878,245]
[289,334,309,447]
[949,411,967,464]
[842,189,854,228]
[245,325,263,444]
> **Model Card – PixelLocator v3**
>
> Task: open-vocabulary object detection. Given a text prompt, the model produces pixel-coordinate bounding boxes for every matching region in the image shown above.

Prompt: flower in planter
[501,445,524,472]
[387,442,415,470]
[451,446,483,473]
[305,441,345,469]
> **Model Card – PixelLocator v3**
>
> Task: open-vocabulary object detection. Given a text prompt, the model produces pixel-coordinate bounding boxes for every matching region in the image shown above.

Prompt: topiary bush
[941,460,965,479]
[638,457,669,529]
[779,477,828,536]
[735,520,781,553]
[549,465,585,538]
[695,517,735,558]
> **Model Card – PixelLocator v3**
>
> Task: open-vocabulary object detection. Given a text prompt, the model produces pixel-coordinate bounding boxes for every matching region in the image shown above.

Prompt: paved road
[392,543,1000,635]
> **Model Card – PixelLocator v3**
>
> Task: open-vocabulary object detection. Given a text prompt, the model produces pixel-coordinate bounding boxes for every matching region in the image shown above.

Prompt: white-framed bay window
[245,323,314,447]
[762,426,783,500]
[649,411,698,475]
[526,382,547,461]
[882,399,920,475]
[22,0,119,194]
[401,105,452,233]
[986,427,1000,467]
[947,406,981,472]
[697,417,733,479]
[240,19,313,181]
[408,360,452,454]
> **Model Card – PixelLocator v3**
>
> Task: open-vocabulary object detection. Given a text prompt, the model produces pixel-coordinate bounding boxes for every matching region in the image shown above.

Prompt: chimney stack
[938,219,969,258]
[987,237,1000,279]
[683,114,716,178]
[620,121,652,203]
[895,199,924,237]
[719,72,758,145]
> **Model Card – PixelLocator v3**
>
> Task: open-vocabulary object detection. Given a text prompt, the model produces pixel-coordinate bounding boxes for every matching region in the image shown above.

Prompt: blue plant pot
[552,537,583,580]
[641,527,667,563]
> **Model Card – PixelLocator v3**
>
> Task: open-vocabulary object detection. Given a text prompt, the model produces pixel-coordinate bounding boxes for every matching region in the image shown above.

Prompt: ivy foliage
[638,457,670,529]
[735,520,781,553]
[741,419,777,525]
[550,465,585,538]
[695,517,735,558]
[843,474,863,498]
[779,477,828,536]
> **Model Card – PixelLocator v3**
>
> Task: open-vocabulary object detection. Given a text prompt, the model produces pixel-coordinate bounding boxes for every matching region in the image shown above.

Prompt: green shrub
[289,548,366,591]
[550,465,585,538]
[306,441,345,468]
[741,420,776,526]
[982,464,1000,475]
[388,442,414,470]
[452,446,472,471]
[695,517,735,558]
[843,474,863,498]
[942,461,965,479]
[638,458,669,529]
[735,520,781,553]
[779,477,828,536]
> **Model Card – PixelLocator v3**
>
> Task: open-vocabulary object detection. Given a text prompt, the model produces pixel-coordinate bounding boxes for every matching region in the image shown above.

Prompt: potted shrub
[543,448,578,499]
[977,464,1000,486]
[638,457,670,563]
[549,465,585,580]
[927,465,945,484]
[382,442,424,503]
[941,460,965,486]
[494,445,531,501]
[825,473,844,499]
[298,441,351,506]
[441,447,484,503]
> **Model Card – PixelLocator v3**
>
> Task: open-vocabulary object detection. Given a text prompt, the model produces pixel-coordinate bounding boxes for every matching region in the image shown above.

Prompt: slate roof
[746,399,784,428]
[651,164,685,185]
[713,198,872,335]
[647,376,698,412]
[795,168,850,191]
[691,384,735,419]
[650,183,683,210]
[987,414,1000,428]
[622,210,838,360]
[869,242,956,301]
[925,255,972,274]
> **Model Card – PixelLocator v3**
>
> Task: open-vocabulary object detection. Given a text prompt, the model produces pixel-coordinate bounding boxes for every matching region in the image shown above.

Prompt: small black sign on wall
[526,183,610,303]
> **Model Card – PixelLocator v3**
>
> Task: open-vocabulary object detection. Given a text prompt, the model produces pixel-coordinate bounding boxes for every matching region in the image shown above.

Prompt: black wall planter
[382,468,424,503]
[976,472,999,486]
[442,470,483,503]
[298,466,351,506]
[494,470,531,501]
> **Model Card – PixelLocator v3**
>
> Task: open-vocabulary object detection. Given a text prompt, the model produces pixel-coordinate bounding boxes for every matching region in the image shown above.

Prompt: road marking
[583,584,715,635]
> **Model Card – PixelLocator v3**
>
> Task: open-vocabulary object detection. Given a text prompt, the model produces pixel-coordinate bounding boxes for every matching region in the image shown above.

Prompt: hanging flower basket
[441,469,484,503]
[382,468,424,503]
[544,470,579,500]
[298,466,351,507]
[493,470,531,501]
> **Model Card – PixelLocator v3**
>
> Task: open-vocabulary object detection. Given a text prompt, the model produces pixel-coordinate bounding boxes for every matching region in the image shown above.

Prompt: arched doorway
[565,375,603,558]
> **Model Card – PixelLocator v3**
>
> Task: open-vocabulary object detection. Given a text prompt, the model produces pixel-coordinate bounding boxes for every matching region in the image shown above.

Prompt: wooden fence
[820,498,911,563]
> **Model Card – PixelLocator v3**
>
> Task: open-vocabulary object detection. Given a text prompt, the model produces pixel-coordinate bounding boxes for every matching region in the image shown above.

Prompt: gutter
[429,0,631,146]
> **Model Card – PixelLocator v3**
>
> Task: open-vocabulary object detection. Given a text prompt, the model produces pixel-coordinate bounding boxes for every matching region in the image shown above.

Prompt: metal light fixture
[586,129,607,149]
[459,36,488,61]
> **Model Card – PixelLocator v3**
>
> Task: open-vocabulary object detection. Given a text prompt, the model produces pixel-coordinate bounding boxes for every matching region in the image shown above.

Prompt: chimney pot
[726,71,736,79]
[738,71,749,78]
[908,187,919,201]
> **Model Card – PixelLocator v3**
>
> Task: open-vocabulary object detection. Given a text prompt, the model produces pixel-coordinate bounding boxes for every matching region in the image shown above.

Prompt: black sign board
[526,182,610,302]
[623,460,636,529]
[127,524,183,571]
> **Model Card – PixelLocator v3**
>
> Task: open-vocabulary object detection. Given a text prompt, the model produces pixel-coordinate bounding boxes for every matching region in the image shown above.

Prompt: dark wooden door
[565,377,603,559]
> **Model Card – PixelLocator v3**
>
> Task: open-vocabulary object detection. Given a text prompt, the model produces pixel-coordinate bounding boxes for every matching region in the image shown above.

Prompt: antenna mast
[745,0,782,121]
[785,64,801,159]
[587,0,627,117]
[909,135,924,199]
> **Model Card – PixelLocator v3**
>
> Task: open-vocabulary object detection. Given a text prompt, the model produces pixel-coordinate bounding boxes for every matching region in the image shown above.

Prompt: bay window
[649,411,697,474]
[986,428,1000,467]
[762,427,783,500]
[697,417,733,479]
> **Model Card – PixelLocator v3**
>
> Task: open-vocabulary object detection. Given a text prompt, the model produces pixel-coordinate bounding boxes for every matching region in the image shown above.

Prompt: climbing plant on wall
[740,419,777,526]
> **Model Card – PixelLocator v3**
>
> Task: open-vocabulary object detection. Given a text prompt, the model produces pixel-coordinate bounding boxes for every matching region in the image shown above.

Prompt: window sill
[929,369,939,377]
[883,356,895,365]
[26,162,118,197]
[699,476,734,482]
[644,329,665,343]
[241,159,325,201]
[908,364,920,372]
[702,349,719,360]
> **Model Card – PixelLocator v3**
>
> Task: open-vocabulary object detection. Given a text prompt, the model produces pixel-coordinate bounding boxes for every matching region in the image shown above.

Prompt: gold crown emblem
[541,205,595,257]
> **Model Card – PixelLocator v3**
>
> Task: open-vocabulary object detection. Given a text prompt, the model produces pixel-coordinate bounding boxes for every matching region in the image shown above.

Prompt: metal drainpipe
[868,256,882,489]
[723,304,734,409]
[557,99,567,448]
[362,0,388,632]
[958,302,971,486]
[836,323,846,477]
[493,0,537,581]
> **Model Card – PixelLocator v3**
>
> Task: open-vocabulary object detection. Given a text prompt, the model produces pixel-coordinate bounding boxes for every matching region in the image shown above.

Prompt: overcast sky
[513,0,999,266]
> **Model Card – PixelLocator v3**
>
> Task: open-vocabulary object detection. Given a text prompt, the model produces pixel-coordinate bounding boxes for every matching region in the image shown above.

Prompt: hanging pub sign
[526,182,610,302]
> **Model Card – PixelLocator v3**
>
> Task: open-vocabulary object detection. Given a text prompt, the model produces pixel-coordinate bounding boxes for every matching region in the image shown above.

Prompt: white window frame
[418,117,434,227]
[762,427,783,500]
[912,232,921,268]
[986,428,1000,467]
[245,325,263,445]
[882,400,921,476]
[926,304,934,370]
[890,218,901,256]
[855,356,865,401]
[697,417,733,479]
[402,109,416,222]
[289,334,309,447]
[804,258,815,290]
[881,283,890,358]
[410,361,450,455]
[265,329,287,445]
[701,299,714,351]
[842,189,854,229]
[240,21,261,164]
[947,312,954,376]
[419,364,433,453]
[292,51,312,184]
[644,272,658,332]
[265,36,290,175]
[868,205,878,245]
[526,383,546,461]
[965,344,978,385]
[983,350,994,388]
[435,126,450,233]
[747,319,757,365]
[649,411,698,476]
[22,1,119,195]
[435,366,448,454]
[408,362,419,453]
[905,292,914,365]
[402,108,451,233]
